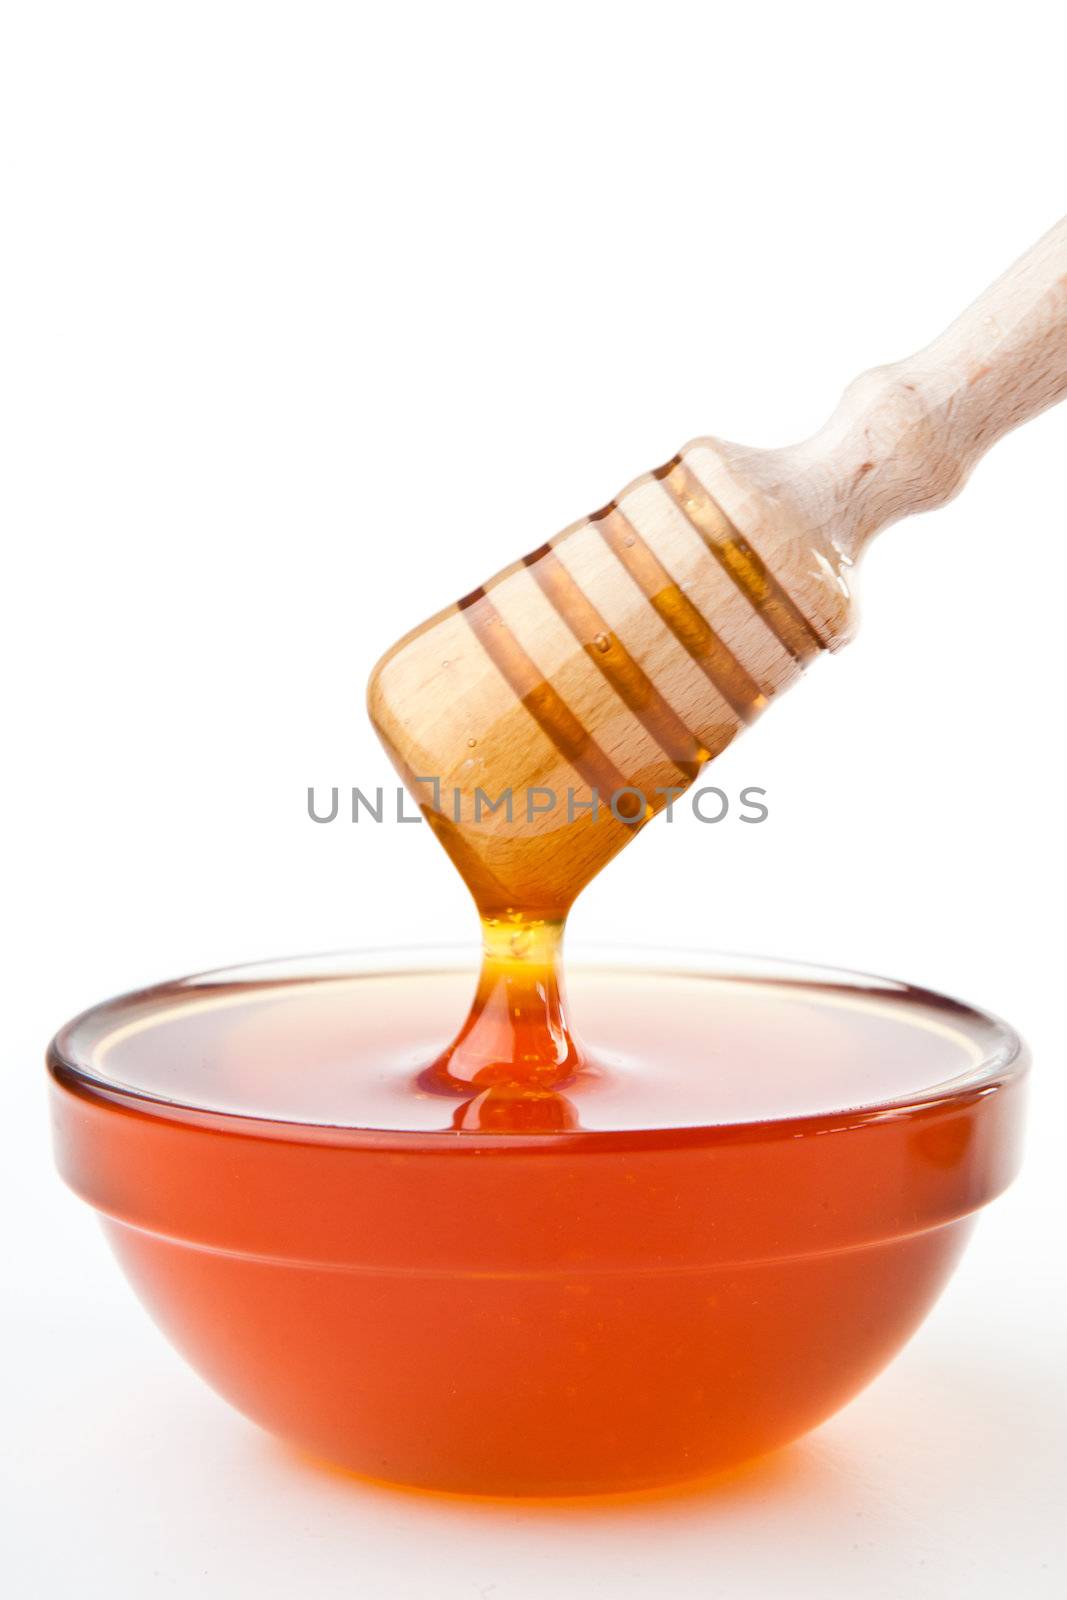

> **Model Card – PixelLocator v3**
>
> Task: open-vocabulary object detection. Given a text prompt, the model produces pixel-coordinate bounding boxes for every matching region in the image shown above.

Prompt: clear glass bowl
[48,947,1027,1497]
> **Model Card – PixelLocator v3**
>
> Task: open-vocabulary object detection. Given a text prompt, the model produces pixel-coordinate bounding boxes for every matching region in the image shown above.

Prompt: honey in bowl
[49,949,1026,1496]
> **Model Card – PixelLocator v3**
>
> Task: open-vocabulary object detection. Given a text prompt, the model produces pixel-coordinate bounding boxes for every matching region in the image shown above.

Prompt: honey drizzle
[404,466,822,1130]
[418,916,586,1127]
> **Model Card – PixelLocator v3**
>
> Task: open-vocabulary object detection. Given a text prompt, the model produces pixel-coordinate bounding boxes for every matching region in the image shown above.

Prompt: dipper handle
[369,215,1067,918]
[722,211,1067,576]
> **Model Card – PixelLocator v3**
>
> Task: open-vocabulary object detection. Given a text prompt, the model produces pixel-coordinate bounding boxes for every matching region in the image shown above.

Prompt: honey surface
[83,959,995,1132]
[58,958,1018,1493]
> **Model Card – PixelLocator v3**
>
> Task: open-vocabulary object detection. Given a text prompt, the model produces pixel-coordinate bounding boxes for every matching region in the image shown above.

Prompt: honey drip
[418,915,589,1132]
[367,455,830,1131]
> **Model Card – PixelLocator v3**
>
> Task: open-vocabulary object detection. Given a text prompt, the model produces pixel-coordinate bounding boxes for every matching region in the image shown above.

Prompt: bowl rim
[47,943,1029,1152]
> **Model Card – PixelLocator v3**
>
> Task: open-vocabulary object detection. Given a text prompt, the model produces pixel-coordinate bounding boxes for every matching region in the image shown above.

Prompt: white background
[3,2,1065,1594]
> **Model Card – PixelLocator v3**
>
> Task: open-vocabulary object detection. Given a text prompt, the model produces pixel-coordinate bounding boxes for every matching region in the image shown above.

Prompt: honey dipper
[370,215,1067,923]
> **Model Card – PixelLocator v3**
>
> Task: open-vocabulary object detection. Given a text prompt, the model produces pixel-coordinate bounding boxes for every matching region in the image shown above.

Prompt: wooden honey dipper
[370,214,1067,937]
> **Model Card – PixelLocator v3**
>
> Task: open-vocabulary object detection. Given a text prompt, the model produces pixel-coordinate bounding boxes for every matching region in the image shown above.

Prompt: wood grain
[369,214,1067,914]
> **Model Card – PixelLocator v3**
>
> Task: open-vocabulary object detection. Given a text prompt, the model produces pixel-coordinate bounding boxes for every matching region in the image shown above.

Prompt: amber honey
[50,951,1025,1495]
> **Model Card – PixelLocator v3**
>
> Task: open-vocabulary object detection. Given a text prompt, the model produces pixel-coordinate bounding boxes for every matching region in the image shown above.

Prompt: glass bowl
[48,946,1027,1497]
